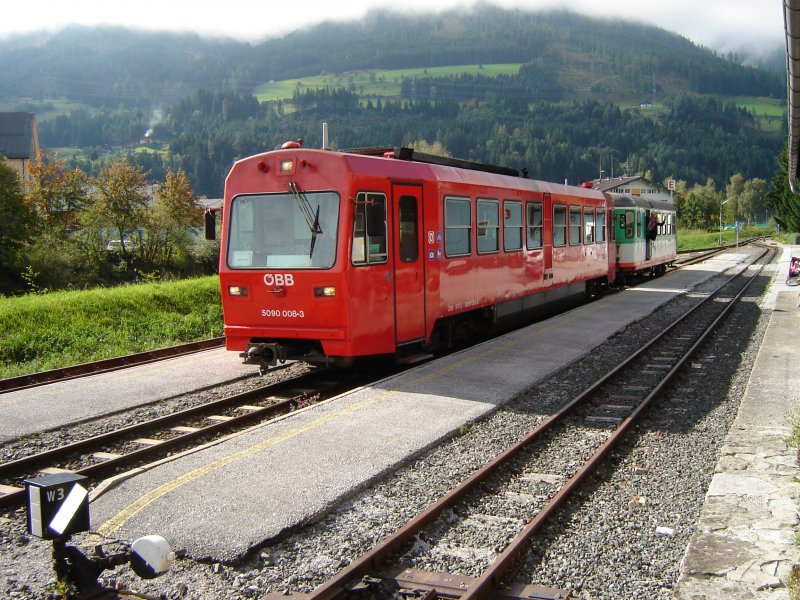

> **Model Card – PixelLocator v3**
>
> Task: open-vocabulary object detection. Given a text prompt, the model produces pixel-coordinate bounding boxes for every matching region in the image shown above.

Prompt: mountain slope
[0,6,784,110]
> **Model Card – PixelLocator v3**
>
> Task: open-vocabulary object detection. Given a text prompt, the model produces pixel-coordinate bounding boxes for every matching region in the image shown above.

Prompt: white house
[590,175,672,203]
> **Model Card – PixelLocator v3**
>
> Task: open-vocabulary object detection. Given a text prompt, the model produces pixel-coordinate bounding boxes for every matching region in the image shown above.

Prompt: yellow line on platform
[97,392,391,536]
[99,302,605,536]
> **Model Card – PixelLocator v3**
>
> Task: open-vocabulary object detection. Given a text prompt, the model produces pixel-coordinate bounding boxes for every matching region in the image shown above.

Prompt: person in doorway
[647,213,658,241]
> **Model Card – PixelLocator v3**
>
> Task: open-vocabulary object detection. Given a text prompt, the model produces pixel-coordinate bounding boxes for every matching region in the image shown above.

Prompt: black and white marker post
[25,472,173,599]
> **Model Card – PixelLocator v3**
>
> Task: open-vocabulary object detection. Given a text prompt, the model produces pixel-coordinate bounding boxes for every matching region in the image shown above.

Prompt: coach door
[392,184,426,344]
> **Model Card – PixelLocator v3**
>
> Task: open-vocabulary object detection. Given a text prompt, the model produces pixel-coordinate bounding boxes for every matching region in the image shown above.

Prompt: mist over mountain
[0,6,785,110]
[0,5,786,197]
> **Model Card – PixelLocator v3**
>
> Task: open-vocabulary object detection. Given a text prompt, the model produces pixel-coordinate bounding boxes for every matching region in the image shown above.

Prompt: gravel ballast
[0,256,778,599]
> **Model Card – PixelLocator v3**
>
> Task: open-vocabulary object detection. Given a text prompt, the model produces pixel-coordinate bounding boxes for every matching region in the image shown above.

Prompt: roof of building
[591,176,644,192]
[198,198,222,211]
[0,112,37,159]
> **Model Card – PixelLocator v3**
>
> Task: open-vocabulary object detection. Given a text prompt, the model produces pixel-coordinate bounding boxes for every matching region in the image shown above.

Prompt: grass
[727,95,785,118]
[252,65,780,133]
[0,97,94,121]
[253,64,522,103]
[726,96,785,134]
[0,223,781,380]
[0,276,223,379]
[676,225,775,251]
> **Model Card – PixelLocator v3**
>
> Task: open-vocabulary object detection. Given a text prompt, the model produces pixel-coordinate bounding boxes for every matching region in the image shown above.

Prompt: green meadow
[254,64,522,103]
[0,277,223,379]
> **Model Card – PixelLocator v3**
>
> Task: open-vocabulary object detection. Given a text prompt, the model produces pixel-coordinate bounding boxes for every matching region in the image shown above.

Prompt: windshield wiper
[289,182,323,235]
[288,182,323,258]
[309,205,321,258]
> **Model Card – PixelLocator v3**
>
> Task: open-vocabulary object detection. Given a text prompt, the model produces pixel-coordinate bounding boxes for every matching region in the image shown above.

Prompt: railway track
[0,337,226,394]
[266,245,774,600]
[0,363,401,512]
[0,245,743,398]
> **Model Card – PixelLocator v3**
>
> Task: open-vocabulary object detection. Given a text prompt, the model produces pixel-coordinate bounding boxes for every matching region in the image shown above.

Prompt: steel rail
[462,246,774,599]
[0,337,225,394]
[301,246,773,600]
[0,367,333,511]
[0,395,301,512]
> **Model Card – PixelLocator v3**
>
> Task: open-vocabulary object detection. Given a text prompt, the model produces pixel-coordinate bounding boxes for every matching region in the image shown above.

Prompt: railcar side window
[477,199,499,254]
[596,208,606,243]
[553,205,567,247]
[503,201,522,251]
[569,206,582,245]
[624,210,635,238]
[445,196,471,257]
[527,202,543,249]
[398,196,418,263]
[583,207,595,244]
[227,191,340,269]
[352,192,388,265]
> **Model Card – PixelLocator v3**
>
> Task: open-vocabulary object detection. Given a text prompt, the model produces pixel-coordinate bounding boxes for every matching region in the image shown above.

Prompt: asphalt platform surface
[674,245,800,599]
[85,252,757,563]
[0,349,257,443]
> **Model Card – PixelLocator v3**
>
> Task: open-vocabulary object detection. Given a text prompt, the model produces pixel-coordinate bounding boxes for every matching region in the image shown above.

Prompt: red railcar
[213,142,616,370]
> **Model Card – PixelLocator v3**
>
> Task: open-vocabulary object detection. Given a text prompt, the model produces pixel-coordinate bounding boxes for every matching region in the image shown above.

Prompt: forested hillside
[0,7,783,107]
[162,89,778,197]
[0,5,787,198]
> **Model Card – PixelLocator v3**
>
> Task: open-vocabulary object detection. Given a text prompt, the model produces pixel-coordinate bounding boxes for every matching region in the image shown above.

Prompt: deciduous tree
[93,158,150,256]
[27,151,90,235]
[0,159,34,293]
[143,169,202,270]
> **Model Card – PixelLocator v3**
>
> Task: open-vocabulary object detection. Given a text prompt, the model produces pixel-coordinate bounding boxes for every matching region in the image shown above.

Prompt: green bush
[783,232,800,245]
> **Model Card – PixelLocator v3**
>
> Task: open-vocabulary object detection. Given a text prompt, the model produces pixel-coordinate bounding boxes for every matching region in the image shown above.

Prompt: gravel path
[0,257,772,599]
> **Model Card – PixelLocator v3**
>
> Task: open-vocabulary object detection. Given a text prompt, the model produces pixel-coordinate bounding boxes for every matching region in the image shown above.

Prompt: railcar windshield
[227,192,340,269]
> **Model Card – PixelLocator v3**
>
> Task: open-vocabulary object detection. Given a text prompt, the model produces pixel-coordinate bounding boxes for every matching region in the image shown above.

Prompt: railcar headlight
[314,286,336,297]
[228,285,248,297]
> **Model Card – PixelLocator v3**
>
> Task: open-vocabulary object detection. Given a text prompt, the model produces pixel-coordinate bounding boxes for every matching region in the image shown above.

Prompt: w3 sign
[25,472,90,539]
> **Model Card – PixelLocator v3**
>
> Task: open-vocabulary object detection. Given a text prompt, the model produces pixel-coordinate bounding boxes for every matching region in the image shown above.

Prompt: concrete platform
[88,253,755,563]
[0,349,259,443]
[675,246,800,599]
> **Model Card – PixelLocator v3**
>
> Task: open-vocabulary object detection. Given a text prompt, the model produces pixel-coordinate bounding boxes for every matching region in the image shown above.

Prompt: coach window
[596,208,606,243]
[352,192,387,265]
[503,201,522,251]
[624,210,635,238]
[527,202,543,249]
[477,199,499,254]
[398,196,418,263]
[569,206,581,245]
[553,204,567,247]
[445,196,471,257]
[583,207,595,244]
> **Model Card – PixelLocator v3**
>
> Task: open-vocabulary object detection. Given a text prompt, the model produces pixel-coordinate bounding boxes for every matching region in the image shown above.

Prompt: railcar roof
[337,146,606,200]
[610,193,676,212]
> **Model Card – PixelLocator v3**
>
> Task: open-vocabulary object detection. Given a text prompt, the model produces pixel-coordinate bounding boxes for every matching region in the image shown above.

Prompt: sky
[0,0,786,52]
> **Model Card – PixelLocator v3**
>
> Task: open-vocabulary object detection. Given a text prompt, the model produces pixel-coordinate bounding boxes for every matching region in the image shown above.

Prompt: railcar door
[543,193,553,274]
[392,184,426,344]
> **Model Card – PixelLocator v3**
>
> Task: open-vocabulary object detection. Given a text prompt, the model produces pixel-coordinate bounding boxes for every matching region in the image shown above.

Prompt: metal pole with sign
[25,472,173,598]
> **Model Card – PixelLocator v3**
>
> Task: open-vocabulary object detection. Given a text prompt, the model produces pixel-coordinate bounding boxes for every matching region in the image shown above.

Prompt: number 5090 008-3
[261,309,305,318]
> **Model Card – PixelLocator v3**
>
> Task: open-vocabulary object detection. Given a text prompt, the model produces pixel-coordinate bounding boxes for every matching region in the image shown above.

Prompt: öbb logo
[264,273,295,287]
